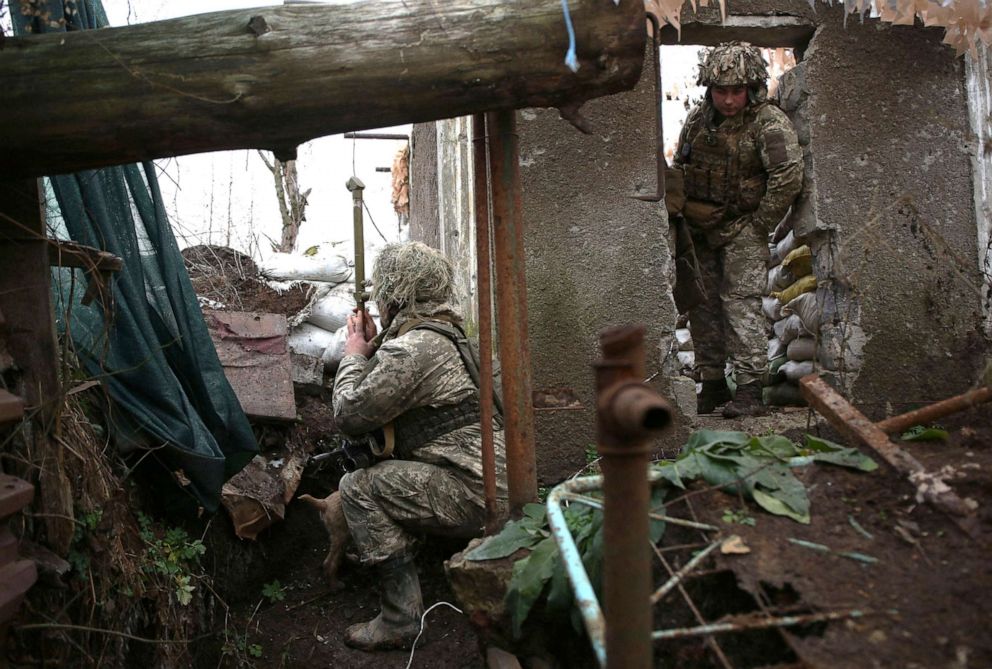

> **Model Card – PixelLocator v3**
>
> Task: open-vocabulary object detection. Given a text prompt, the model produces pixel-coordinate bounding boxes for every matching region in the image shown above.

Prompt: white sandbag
[259,248,352,283]
[320,326,350,372]
[774,230,797,263]
[675,328,693,352]
[787,336,817,362]
[287,322,338,358]
[766,264,794,293]
[306,289,355,332]
[773,314,807,345]
[676,351,695,369]
[768,336,788,360]
[762,296,782,322]
[781,292,820,334]
[781,359,815,382]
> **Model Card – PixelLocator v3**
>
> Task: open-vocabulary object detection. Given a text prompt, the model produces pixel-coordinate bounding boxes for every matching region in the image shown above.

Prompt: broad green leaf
[684,429,751,454]
[753,489,810,524]
[750,434,800,459]
[653,461,686,489]
[522,503,547,523]
[900,425,949,442]
[649,486,668,544]
[545,554,573,616]
[465,521,541,561]
[507,537,559,638]
[805,435,878,472]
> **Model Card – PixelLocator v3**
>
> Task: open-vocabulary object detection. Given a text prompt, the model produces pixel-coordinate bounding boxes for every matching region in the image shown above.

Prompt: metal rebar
[472,113,499,535]
[875,386,992,435]
[596,326,672,669]
[487,109,537,517]
[651,609,868,641]
[650,540,721,604]
[342,132,410,140]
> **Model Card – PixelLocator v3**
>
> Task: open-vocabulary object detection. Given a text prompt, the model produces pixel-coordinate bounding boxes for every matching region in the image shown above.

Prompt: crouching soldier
[332,241,508,650]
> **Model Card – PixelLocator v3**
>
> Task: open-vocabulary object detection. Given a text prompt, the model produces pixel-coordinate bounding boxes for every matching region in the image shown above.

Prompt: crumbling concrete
[517,44,686,483]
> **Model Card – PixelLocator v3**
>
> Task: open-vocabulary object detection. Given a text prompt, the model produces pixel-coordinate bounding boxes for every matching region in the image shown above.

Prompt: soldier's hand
[351,307,378,340]
[344,313,374,358]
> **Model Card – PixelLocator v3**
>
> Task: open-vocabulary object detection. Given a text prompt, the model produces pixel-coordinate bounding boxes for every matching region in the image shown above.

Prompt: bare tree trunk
[257,150,309,253]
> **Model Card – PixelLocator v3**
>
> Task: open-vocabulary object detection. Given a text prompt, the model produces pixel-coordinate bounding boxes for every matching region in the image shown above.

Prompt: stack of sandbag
[259,244,379,375]
[675,326,695,378]
[764,231,819,406]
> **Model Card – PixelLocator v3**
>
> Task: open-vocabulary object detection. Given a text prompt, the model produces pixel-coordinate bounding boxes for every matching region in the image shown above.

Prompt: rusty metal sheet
[204,310,296,421]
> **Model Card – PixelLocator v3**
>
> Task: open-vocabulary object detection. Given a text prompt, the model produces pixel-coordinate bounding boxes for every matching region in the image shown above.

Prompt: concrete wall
[518,46,687,484]
[794,7,985,415]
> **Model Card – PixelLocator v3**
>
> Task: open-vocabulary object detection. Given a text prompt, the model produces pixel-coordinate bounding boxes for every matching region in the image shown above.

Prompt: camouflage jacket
[332,302,507,497]
[674,99,803,246]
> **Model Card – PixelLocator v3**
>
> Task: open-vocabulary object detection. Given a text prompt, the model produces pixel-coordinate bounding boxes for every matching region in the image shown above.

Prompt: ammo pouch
[665,166,686,217]
[392,397,482,456]
[671,216,707,313]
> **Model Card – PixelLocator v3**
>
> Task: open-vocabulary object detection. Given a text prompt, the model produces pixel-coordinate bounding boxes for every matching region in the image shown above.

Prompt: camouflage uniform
[673,43,804,387]
[333,301,508,566]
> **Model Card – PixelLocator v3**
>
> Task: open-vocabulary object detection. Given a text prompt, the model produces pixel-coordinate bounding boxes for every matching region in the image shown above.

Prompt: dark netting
[14,0,258,512]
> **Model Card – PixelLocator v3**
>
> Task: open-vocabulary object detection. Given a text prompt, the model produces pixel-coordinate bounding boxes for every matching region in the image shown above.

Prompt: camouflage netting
[696,42,770,88]
[371,242,455,314]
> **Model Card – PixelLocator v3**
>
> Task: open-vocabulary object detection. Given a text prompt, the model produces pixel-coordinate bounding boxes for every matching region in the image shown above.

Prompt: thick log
[0,0,645,179]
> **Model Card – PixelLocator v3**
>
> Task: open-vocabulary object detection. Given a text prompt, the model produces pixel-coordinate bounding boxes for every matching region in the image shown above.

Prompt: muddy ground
[183,247,990,668]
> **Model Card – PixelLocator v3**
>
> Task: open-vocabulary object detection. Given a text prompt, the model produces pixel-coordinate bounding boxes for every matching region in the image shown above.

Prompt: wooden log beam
[0,0,645,179]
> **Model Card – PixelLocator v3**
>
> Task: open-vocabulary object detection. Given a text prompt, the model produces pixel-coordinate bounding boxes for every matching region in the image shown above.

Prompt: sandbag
[768,354,788,382]
[781,292,820,333]
[762,296,782,322]
[774,230,797,263]
[676,350,695,370]
[773,314,807,345]
[787,336,817,362]
[676,328,693,352]
[768,336,788,360]
[259,247,352,283]
[781,359,815,382]
[767,265,794,293]
[306,289,355,332]
[771,217,793,244]
[782,245,812,278]
[320,325,350,373]
[287,322,338,358]
[763,382,806,407]
[772,274,817,305]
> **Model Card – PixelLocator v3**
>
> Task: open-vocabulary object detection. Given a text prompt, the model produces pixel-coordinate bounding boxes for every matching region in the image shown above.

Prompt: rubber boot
[344,556,424,651]
[721,383,769,418]
[697,379,732,414]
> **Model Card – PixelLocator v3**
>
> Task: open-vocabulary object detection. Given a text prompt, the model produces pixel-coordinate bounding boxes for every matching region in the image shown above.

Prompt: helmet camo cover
[696,42,769,87]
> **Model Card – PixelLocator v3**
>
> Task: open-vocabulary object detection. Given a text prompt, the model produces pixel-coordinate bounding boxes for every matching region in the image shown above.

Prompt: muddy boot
[721,383,769,418]
[697,379,732,414]
[344,556,424,651]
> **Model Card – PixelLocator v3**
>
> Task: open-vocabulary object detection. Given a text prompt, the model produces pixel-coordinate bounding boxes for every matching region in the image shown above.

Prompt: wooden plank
[0,0,645,178]
[0,180,60,413]
[204,310,296,421]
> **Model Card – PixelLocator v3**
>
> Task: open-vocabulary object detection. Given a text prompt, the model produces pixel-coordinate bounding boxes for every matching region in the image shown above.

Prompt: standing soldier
[671,42,804,417]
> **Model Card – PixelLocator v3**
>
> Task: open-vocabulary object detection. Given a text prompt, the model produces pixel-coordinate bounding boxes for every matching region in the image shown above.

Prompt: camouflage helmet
[696,42,769,88]
[371,241,454,313]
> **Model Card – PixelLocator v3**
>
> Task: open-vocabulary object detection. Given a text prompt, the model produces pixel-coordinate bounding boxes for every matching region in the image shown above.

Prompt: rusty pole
[487,109,537,517]
[472,113,499,535]
[596,325,672,669]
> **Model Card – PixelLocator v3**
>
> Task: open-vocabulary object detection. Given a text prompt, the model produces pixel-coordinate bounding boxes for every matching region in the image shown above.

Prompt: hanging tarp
[15,1,257,512]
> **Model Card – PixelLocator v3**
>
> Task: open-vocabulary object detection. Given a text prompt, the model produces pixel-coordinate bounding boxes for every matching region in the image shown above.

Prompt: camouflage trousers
[339,460,491,566]
[688,223,769,386]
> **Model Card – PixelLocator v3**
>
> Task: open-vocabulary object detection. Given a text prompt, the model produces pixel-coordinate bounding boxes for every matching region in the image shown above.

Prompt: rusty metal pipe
[472,113,499,535]
[487,109,537,517]
[876,385,992,435]
[595,325,671,669]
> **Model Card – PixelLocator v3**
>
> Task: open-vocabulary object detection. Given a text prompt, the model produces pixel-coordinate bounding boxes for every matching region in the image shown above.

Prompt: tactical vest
[358,317,503,457]
[681,103,769,216]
